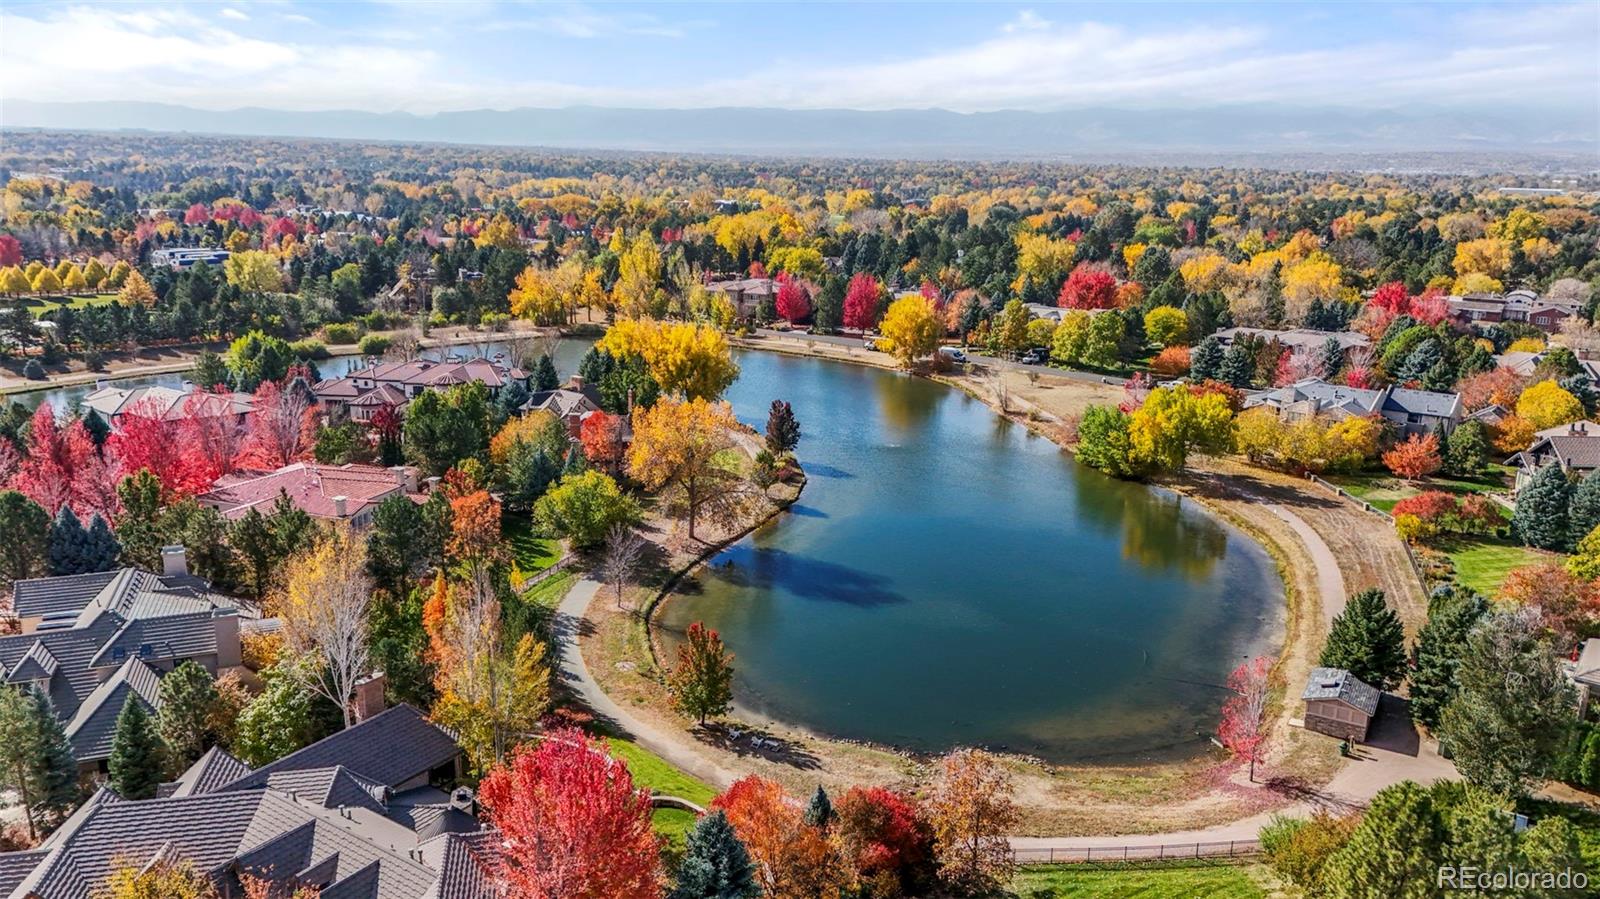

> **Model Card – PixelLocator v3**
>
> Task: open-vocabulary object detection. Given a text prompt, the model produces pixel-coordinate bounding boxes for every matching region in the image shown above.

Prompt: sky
[1,1,1596,116]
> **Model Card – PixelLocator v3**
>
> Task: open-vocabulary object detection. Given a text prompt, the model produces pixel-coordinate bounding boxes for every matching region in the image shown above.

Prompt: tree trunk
[14,760,35,842]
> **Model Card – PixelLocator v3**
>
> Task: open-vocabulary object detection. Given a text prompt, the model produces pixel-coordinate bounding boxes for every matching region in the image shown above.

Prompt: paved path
[750,329,1129,385]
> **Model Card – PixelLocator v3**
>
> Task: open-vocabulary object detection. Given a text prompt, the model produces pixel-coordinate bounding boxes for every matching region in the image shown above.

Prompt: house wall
[1304,698,1370,742]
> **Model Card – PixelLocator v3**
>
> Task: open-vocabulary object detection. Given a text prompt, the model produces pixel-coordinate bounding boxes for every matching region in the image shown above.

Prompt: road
[751,328,1129,386]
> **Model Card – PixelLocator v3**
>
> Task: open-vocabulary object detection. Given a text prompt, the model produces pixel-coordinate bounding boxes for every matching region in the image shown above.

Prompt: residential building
[523,375,605,435]
[1567,639,1600,719]
[1493,350,1600,381]
[149,247,231,270]
[1508,423,1600,494]
[1301,667,1380,743]
[80,382,253,429]
[1243,378,1463,437]
[1448,293,1505,324]
[1212,326,1369,358]
[1,556,242,771]
[705,277,778,319]
[313,356,527,421]
[198,463,423,526]
[1447,289,1581,332]
[0,705,497,899]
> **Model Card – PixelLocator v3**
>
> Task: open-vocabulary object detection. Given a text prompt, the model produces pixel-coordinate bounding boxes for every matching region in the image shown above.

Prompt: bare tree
[279,531,374,728]
[982,365,1010,414]
[599,524,647,611]
[385,328,423,362]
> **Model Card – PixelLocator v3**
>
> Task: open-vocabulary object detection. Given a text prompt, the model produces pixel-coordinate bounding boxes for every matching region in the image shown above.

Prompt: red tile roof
[198,463,416,520]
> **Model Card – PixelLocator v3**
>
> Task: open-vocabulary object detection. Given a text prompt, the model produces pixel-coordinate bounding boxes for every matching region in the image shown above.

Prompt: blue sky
[2,1,1595,114]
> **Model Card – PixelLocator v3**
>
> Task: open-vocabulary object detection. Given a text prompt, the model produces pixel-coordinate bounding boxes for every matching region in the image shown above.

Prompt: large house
[1509,421,1600,495]
[149,247,231,270]
[199,463,424,525]
[313,357,528,422]
[1243,378,1463,437]
[523,375,605,434]
[1,555,242,771]
[1212,326,1370,359]
[80,383,253,429]
[1448,289,1581,332]
[705,277,778,319]
[1492,350,1600,382]
[0,704,498,899]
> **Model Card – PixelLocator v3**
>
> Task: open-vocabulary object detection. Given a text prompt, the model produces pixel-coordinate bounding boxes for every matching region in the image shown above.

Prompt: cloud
[219,7,249,21]
[1,2,1594,117]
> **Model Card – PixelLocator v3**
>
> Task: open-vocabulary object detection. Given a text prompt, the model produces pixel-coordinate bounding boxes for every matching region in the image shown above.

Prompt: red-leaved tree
[183,203,211,226]
[1368,281,1410,315]
[0,234,21,267]
[1382,432,1442,481]
[106,398,218,498]
[238,378,314,470]
[1057,265,1118,310]
[713,776,849,899]
[7,404,116,518]
[478,727,662,899]
[775,274,812,324]
[835,786,935,889]
[578,410,626,476]
[180,389,246,480]
[843,273,882,331]
[1218,655,1271,782]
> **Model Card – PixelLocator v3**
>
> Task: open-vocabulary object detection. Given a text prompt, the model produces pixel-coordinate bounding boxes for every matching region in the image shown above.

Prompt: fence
[1303,473,1430,592]
[1012,840,1262,865]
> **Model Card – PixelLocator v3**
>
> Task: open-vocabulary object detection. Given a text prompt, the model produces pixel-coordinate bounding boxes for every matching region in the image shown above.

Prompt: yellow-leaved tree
[878,294,942,367]
[1128,387,1234,472]
[509,258,583,325]
[598,318,739,400]
[30,267,62,294]
[224,249,284,292]
[613,232,664,318]
[0,266,29,295]
[627,397,748,541]
[117,269,157,307]
[278,531,373,729]
[94,858,214,899]
[61,265,87,292]
[1516,380,1584,431]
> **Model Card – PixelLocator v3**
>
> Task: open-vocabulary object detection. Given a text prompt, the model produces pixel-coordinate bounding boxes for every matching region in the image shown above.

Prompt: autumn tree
[1127,386,1234,472]
[278,531,374,729]
[479,727,663,899]
[668,621,735,725]
[1516,379,1584,431]
[8,403,115,518]
[834,787,936,895]
[1382,432,1442,482]
[713,776,853,899]
[878,294,941,367]
[224,249,284,292]
[599,524,647,611]
[925,748,1018,895]
[239,378,315,470]
[774,273,812,323]
[627,398,748,541]
[1057,265,1118,310]
[1218,656,1271,782]
[578,409,627,474]
[107,400,217,498]
[1143,305,1189,347]
[842,272,882,331]
[599,318,740,401]
[96,858,216,899]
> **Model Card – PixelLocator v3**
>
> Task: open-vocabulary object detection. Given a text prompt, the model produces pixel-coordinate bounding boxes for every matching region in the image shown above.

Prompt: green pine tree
[80,409,110,447]
[1517,816,1586,887]
[0,685,81,840]
[0,490,51,586]
[1410,588,1487,731]
[670,810,760,899]
[1218,343,1255,388]
[1565,470,1600,552]
[82,514,121,572]
[115,470,165,570]
[1514,463,1572,551]
[534,353,560,391]
[804,785,833,828]
[156,661,220,771]
[108,698,165,800]
[1320,782,1443,899]
[1318,589,1407,691]
[1443,420,1491,478]
[47,506,88,575]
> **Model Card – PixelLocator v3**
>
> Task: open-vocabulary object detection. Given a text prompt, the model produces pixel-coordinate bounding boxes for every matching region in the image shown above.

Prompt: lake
[657,350,1284,764]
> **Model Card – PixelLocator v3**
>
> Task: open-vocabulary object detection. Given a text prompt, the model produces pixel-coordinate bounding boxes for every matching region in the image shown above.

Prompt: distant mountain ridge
[3,100,1593,158]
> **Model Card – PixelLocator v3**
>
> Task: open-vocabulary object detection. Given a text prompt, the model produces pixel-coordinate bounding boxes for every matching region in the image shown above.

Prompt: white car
[938,346,968,362]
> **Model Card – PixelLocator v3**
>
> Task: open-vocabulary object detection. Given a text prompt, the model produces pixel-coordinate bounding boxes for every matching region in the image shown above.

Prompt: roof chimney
[569,375,585,391]
[160,545,188,577]
[332,495,348,517]
[390,466,417,492]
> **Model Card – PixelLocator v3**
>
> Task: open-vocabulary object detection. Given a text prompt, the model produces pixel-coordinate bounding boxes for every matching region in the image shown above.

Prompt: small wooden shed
[1302,667,1380,742]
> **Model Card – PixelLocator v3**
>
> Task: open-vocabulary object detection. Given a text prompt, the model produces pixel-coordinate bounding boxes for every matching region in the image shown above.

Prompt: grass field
[607,737,717,852]
[1008,862,1267,898]
[503,513,562,572]
[1445,537,1553,595]
[16,293,120,317]
[1330,467,1513,514]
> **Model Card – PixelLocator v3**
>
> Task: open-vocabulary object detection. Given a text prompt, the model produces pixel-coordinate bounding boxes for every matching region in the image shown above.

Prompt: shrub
[1392,491,1502,542]
[1264,810,1359,891]
[1149,345,1191,377]
[533,470,640,548]
[481,312,510,331]
[288,338,329,360]
[357,334,392,356]
[1382,432,1441,481]
[322,322,362,344]
[22,358,44,380]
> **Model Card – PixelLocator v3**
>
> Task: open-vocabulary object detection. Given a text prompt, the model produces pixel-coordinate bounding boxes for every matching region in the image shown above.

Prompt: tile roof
[0,851,47,898]
[1302,667,1381,716]
[1245,378,1460,421]
[219,705,460,795]
[160,745,252,798]
[63,657,163,762]
[6,642,59,683]
[198,463,412,521]
[11,571,120,620]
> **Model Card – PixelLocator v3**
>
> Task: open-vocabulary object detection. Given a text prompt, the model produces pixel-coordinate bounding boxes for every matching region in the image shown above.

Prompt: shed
[1302,667,1380,742]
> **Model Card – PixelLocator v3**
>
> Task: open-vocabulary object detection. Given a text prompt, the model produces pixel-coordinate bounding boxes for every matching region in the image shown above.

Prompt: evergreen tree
[534,353,560,391]
[1559,374,1598,416]
[115,470,165,570]
[81,409,110,447]
[812,277,844,334]
[46,506,89,575]
[83,514,121,572]
[1320,337,1345,381]
[1318,589,1407,691]
[0,685,80,840]
[108,698,165,800]
[1443,420,1491,477]
[670,810,760,899]
[1218,342,1256,388]
[1517,816,1586,885]
[1189,336,1224,381]
[765,400,801,455]
[1410,587,1488,731]
[1565,470,1600,552]
[1513,463,1571,550]
[1397,340,1442,384]
[1320,782,1443,899]
[30,686,79,832]
[156,661,220,770]
[0,490,50,587]
[1261,262,1285,327]
[804,785,834,828]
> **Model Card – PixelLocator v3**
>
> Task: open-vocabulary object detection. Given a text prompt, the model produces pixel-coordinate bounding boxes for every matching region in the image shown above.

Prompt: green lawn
[16,294,119,317]
[1009,862,1266,899]
[607,737,717,852]
[520,569,575,611]
[503,512,562,572]
[1330,467,1513,514]
[1445,537,1553,595]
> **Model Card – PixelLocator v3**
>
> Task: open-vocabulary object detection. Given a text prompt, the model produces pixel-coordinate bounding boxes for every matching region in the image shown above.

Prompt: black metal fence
[1012,839,1262,865]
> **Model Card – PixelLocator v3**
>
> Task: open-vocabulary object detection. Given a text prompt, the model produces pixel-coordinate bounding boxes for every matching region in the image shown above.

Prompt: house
[1302,667,1380,742]
[705,277,778,319]
[1448,294,1506,325]
[313,356,527,421]
[1493,350,1600,381]
[0,705,498,899]
[1448,289,1581,333]
[198,463,424,526]
[1508,423,1600,494]
[1567,639,1600,718]
[79,382,253,429]
[1243,378,1463,437]
[1213,327,1369,359]
[1,555,242,771]
[523,375,604,434]
[149,247,231,270]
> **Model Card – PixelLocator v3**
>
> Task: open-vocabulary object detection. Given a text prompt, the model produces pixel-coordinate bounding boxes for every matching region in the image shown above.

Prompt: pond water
[657,350,1284,764]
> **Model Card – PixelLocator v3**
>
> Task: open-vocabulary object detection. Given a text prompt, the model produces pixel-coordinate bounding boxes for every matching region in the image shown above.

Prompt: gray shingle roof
[1302,667,1381,716]
[1514,435,1600,473]
[63,657,163,762]
[7,642,60,683]
[0,850,48,897]
[220,705,459,795]
[11,571,120,620]
[161,745,252,798]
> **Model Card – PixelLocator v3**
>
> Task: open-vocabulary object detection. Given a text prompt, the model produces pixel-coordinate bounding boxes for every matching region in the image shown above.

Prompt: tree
[108,698,165,800]
[1083,311,1126,369]
[278,531,373,729]
[1516,380,1584,431]
[1057,265,1118,309]
[1319,588,1407,691]
[1566,470,1600,549]
[478,726,663,899]
[1143,305,1189,347]
[1443,420,1491,476]
[993,299,1031,356]
[230,493,319,598]
[575,409,624,476]
[47,506,88,575]
[96,858,216,899]
[1567,525,1600,581]
[10,403,114,518]
[628,398,748,541]
[1127,386,1234,472]
[765,400,800,455]
[712,776,852,899]
[0,490,49,588]
[404,383,493,475]
[238,378,315,470]
[1513,462,1572,550]
[775,274,812,323]
[1498,562,1600,643]
[1409,588,1488,731]
[878,294,941,367]
[225,331,294,392]
[0,685,79,840]
[1218,656,1271,782]
[835,787,936,893]
[1382,432,1442,482]
[534,353,560,391]
[233,661,335,766]
[224,249,283,292]
[30,267,62,294]
[925,748,1018,895]
[1189,336,1224,381]
[843,272,882,330]
[157,660,221,770]
[1440,610,1574,796]
[0,234,19,267]
[81,514,121,573]
[534,470,640,549]
[804,786,834,828]
[1075,405,1143,479]
[107,401,218,498]
[1319,782,1442,899]
[599,318,739,401]
[669,621,735,725]
[672,810,761,899]
[599,524,647,611]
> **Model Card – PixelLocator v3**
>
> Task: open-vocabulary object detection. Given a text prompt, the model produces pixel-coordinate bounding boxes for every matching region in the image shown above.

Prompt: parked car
[938,346,968,362]
[1021,348,1049,365]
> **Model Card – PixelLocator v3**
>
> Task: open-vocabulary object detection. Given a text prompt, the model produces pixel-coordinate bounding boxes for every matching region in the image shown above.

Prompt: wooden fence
[1011,839,1262,865]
